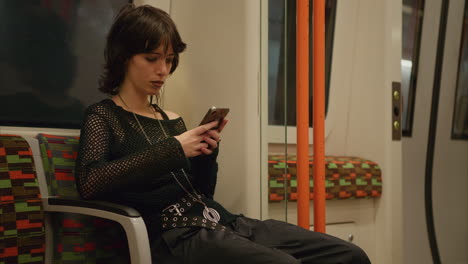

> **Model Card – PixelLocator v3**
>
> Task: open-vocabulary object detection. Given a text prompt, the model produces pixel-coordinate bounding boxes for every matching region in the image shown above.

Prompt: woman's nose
[155,60,169,76]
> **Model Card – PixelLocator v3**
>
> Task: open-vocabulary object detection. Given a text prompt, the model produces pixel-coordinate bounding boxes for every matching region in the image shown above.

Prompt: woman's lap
[152,216,370,264]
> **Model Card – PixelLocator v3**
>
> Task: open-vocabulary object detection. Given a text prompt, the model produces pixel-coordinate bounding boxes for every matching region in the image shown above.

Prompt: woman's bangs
[143,27,173,53]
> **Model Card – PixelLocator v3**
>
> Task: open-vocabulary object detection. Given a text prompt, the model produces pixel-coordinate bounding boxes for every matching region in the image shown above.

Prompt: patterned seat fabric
[0,135,45,263]
[268,155,382,201]
[36,133,130,264]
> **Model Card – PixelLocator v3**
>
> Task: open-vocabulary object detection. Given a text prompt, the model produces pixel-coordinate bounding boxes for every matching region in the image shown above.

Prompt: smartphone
[199,106,230,129]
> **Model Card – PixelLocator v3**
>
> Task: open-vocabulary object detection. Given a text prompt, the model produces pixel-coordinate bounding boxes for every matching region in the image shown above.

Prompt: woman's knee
[347,243,371,264]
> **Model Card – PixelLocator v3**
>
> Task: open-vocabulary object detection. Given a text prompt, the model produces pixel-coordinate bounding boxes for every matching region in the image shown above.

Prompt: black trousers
[151,216,371,264]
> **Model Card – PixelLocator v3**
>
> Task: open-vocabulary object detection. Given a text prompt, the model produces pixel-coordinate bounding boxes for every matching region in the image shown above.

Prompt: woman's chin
[147,88,161,96]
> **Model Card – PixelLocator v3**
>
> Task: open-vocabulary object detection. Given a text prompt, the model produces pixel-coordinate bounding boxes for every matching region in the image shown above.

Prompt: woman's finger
[199,142,209,149]
[201,147,213,155]
[192,150,203,157]
[203,130,220,142]
[192,121,218,135]
[203,136,218,149]
[218,118,228,132]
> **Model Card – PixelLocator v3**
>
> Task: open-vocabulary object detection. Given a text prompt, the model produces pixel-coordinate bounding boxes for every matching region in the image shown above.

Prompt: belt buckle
[162,204,182,216]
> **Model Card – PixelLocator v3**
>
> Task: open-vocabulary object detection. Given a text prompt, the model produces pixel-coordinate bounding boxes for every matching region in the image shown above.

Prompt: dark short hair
[99,4,187,95]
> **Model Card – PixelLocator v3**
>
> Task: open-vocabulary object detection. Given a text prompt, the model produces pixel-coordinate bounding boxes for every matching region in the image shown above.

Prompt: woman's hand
[200,119,228,155]
[174,121,220,157]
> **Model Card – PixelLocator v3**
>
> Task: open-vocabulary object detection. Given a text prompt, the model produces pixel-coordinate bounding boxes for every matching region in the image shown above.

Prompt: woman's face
[123,44,175,96]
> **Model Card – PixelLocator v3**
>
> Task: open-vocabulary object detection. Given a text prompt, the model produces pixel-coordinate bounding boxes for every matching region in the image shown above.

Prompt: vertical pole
[296,0,310,229]
[313,0,326,233]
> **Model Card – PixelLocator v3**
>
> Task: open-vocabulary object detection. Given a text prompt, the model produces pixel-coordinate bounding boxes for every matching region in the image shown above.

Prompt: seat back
[0,134,45,263]
[36,133,129,264]
[38,134,80,198]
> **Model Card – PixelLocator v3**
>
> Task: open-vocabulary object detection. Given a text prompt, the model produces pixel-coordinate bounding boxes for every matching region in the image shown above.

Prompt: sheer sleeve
[190,147,219,199]
[75,107,189,200]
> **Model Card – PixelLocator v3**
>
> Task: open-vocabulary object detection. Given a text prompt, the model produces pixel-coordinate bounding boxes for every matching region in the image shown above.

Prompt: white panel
[318,223,356,244]
[134,0,171,13]
[341,0,403,263]
[162,0,262,218]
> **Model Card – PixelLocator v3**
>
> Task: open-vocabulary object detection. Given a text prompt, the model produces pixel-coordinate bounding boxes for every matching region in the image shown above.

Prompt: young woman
[76,4,371,263]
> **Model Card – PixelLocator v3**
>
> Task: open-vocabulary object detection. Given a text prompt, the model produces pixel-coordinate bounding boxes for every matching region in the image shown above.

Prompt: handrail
[313,0,326,233]
[296,0,326,232]
[296,0,310,229]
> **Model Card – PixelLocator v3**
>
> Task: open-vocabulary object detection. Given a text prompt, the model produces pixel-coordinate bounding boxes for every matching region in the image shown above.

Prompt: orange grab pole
[313,0,326,233]
[296,0,310,230]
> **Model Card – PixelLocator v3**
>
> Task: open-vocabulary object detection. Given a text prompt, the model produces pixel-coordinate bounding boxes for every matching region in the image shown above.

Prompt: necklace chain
[117,94,220,222]
[117,94,153,143]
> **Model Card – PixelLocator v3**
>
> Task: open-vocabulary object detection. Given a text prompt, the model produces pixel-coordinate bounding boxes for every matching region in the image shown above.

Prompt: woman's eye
[146,56,159,62]
[166,57,174,64]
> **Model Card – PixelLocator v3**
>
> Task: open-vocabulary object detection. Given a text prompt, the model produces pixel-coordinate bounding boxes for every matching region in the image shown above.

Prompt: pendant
[203,207,221,223]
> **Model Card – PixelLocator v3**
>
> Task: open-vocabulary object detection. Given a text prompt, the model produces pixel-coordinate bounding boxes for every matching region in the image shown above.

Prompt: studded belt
[160,195,227,232]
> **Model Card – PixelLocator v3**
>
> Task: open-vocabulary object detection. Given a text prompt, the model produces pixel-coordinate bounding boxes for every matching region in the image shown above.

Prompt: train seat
[0,134,45,263]
[28,133,152,263]
[268,155,382,202]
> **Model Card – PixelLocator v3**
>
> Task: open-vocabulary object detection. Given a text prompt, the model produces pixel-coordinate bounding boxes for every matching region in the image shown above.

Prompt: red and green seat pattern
[268,155,382,201]
[37,134,129,264]
[0,135,45,264]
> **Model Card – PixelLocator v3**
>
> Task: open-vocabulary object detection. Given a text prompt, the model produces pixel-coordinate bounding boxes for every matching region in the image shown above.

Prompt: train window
[0,0,130,129]
[402,0,425,136]
[452,2,468,140]
[268,0,336,128]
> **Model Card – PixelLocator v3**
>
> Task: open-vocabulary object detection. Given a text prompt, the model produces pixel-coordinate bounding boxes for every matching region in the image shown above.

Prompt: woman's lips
[151,81,164,88]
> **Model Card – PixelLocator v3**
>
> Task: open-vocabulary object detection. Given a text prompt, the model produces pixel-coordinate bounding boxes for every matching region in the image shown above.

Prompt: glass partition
[268,0,335,128]
[265,0,337,223]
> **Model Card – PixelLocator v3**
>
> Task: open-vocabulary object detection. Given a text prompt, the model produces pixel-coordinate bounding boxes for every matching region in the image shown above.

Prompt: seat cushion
[268,155,382,201]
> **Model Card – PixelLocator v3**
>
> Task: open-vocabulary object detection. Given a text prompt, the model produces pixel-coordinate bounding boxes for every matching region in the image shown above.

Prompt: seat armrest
[47,197,141,217]
[44,197,152,263]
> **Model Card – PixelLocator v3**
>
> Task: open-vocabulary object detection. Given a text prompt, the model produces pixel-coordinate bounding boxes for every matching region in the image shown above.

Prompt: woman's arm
[190,147,219,199]
[190,119,227,198]
[75,109,188,200]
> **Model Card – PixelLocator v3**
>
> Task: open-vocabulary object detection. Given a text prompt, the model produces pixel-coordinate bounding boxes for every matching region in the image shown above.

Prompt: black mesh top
[75,99,237,235]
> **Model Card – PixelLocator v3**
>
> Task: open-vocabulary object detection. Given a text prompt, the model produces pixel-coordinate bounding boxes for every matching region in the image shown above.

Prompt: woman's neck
[115,88,150,113]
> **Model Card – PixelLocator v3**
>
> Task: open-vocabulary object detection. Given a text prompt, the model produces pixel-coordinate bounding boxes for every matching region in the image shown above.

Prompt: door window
[452,2,468,140]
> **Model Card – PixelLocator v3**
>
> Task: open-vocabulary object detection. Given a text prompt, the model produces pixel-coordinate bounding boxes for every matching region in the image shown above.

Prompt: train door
[402,0,468,263]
